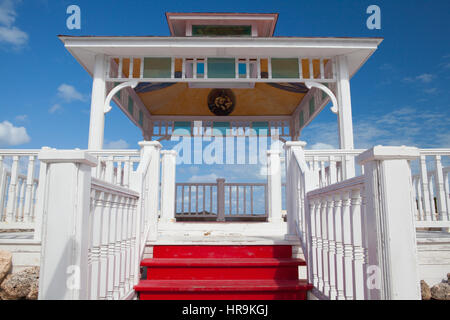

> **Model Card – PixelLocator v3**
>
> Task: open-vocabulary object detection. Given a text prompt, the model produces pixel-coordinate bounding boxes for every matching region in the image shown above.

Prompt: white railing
[38,142,161,300]
[304,149,365,187]
[107,56,335,83]
[411,149,450,228]
[88,178,140,300]
[285,143,423,300]
[89,150,141,188]
[307,176,367,300]
[0,151,40,228]
[175,179,268,221]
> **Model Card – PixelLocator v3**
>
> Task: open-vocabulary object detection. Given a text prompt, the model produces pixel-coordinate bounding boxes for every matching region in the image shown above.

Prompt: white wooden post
[267,150,282,222]
[284,141,313,240]
[216,178,225,222]
[160,150,177,223]
[37,150,97,300]
[357,146,421,300]
[335,55,355,179]
[139,141,161,241]
[88,54,107,150]
[33,147,51,242]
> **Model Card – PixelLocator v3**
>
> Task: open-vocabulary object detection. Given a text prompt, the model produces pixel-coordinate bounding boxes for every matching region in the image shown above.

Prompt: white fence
[37,142,161,300]
[411,150,450,228]
[307,176,367,300]
[0,151,40,228]
[285,142,433,300]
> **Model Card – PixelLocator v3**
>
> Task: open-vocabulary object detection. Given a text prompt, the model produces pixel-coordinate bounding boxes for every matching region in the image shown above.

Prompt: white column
[160,150,177,223]
[37,150,97,300]
[267,150,282,222]
[335,56,355,178]
[88,54,107,150]
[357,146,421,300]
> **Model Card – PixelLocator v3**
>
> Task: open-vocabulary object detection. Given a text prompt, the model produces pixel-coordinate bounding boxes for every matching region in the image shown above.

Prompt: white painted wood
[88,54,107,150]
[335,56,355,178]
[267,150,282,222]
[357,146,421,300]
[6,156,19,222]
[37,150,97,300]
[160,150,177,223]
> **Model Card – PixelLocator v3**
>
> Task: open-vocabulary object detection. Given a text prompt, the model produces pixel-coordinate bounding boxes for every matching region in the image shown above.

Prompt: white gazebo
[0,12,449,301]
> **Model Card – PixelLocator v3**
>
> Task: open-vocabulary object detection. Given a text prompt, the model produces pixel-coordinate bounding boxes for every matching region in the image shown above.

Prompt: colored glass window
[208,58,236,78]
[143,58,171,78]
[192,25,251,36]
[271,58,300,79]
[309,98,315,117]
[128,96,134,115]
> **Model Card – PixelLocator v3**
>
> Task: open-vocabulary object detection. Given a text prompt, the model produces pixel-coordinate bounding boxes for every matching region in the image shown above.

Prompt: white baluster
[434,156,448,221]
[351,188,365,299]
[333,193,345,300]
[309,199,318,288]
[326,195,337,299]
[106,194,118,300]
[113,196,123,299]
[24,155,36,222]
[419,155,432,221]
[428,172,436,220]
[329,156,337,185]
[341,190,354,300]
[321,197,330,295]
[89,190,103,299]
[17,178,25,222]
[6,156,19,222]
[99,192,111,300]
[315,199,324,292]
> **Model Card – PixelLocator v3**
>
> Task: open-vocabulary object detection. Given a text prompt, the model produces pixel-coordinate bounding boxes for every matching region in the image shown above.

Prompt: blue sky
[0,0,449,183]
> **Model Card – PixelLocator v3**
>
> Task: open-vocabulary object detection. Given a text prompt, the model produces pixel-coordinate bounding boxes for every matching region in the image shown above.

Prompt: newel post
[267,150,282,222]
[160,150,177,223]
[357,146,421,300]
[37,150,97,300]
[284,141,312,240]
[138,141,161,242]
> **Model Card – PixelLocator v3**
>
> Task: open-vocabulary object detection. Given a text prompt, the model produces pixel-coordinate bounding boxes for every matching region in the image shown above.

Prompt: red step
[135,245,312,300]
[153,245,292,259]
[135,279,313,300]
[142,258,306,280]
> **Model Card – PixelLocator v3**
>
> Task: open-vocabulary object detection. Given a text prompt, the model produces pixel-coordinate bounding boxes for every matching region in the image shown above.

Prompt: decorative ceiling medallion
[207,89,236,116]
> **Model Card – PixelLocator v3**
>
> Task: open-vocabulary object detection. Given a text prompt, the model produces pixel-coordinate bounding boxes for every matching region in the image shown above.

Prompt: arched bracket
[104,80,139,114]
[305,81,338,114]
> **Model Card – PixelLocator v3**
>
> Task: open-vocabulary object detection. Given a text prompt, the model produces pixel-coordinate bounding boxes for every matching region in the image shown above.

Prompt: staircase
[134,245,312,300]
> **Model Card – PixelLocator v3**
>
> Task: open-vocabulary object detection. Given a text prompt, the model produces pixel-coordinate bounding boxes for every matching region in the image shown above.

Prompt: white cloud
[0,0,28,47]
[15,114,27,121]
[104,139,129,149]
[49,103,62,114]
[188,173,219,183]
[310,142,336,150]
[301,106,450,149]
[423,88,437,94]
[403,73,434,83]
[0,120,30,146]
[57,84,86,102]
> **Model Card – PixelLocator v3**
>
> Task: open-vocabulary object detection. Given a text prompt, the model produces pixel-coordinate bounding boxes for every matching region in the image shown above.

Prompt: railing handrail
[91,177,139,198]
[307,176,365,198]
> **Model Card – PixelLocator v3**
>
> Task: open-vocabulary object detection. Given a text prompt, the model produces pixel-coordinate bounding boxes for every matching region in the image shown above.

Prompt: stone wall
[0,250,39,300]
